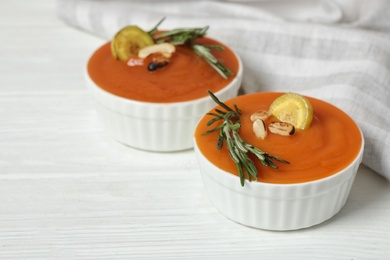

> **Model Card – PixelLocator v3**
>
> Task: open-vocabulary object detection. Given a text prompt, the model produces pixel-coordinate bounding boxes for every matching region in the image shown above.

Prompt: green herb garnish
[202,91,290,186]
[148,17,233,79]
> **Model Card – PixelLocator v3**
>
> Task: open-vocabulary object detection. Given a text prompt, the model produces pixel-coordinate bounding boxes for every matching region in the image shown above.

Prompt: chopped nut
[147,54,170,71]
[152,54,169,64]
[127,58,144,66]
[268,122,295,136]
[138,43,176,59]
[253,119,267,140]
[250,110,271,122]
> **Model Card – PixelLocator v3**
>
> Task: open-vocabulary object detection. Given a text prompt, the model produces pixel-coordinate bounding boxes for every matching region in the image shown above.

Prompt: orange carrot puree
[195,92,363,184]
[87,37,239,103]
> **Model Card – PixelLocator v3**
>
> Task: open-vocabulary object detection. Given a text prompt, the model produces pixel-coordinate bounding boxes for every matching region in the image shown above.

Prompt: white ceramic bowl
[195,141,364,231]
[194,95,364,231]
[85,47,243,152]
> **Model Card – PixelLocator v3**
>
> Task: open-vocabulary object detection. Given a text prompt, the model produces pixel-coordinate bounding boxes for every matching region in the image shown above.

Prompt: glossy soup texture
[195,92,363,184]
[87,37,239,103]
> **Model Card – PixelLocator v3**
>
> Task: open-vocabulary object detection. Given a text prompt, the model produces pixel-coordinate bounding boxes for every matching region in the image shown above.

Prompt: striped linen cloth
[57,0,390,180]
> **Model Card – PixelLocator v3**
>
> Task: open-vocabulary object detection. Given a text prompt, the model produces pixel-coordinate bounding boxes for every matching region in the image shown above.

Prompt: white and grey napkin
[56,0,390,180]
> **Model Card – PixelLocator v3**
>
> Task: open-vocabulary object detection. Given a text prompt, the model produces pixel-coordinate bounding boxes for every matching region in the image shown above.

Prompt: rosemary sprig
[203,91,290,187]
[192,44,233,79]
[148,18,233,79]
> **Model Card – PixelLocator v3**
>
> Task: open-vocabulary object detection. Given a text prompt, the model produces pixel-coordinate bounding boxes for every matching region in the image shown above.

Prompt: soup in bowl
[194,92,364,230]
[86,23,242,151]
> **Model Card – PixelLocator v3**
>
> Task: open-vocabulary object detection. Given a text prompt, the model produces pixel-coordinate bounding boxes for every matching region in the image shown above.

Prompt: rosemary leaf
[202,124,225,136]
[217,131,224,151]
[233,131,248,153]
[206,117,223,126]
[207,90,235,113]
[214,109,227,115]
[237,163,245,187]
[148,19,233,79]
[193,44,233,79]
[202,91,290,186]
[148,17,166,36]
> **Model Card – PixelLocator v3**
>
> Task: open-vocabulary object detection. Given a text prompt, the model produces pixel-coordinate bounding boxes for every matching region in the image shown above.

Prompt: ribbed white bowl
[85,50,242,152]
[194,132,364,231]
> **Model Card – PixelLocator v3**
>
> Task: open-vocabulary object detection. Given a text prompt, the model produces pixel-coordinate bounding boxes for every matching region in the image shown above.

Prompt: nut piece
[250,110,271,122]
[138,43,176,59]
[253,119,267,140]
[147,54,170,71]
[127,58,144,66]
[268,122,295,136]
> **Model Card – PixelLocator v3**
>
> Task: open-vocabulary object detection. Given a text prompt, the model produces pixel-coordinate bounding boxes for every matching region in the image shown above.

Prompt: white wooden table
[1,1,389,259]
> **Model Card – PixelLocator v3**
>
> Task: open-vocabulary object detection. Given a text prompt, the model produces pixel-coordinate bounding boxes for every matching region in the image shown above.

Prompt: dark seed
[148,61,168,72]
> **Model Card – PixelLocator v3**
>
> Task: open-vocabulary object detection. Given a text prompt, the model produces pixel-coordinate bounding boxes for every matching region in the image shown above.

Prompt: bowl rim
[194,91,365,189]
[85,41,243,108]
[195,134,364,189]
